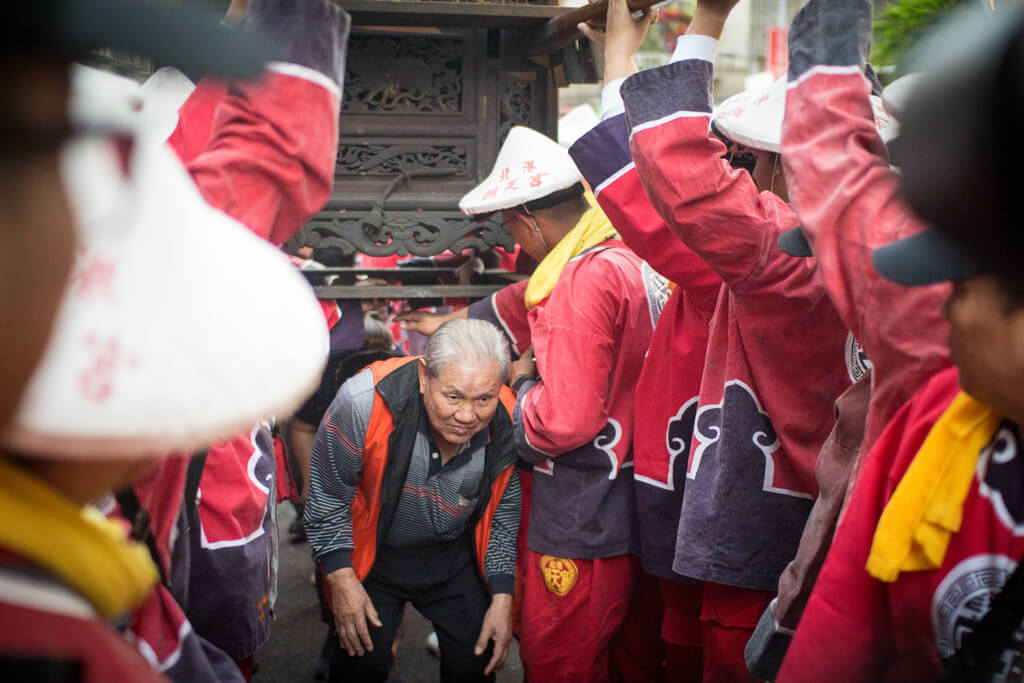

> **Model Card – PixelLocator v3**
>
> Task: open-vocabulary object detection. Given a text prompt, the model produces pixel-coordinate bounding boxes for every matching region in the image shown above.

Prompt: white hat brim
[459,126,582,216]
[2,134,328,459]
[715,77,900,153]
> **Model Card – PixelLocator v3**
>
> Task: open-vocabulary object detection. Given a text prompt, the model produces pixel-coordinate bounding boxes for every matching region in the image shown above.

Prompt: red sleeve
[165,0,348,246]
[468,280,531,356]
[517,250,626,455]
[168,71,339,246]
[621,61,805,296]
[781,70,952,446]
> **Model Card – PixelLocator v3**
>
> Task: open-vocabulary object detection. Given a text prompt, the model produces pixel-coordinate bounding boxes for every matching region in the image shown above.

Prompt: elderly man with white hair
[305,318,520,683]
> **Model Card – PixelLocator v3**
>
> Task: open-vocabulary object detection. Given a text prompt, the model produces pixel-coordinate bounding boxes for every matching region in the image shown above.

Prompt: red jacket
[621,59,852,590]
[131,0,347,666]
[782,63,951,452]
[778,368,1024,681]
[569,112,720,580]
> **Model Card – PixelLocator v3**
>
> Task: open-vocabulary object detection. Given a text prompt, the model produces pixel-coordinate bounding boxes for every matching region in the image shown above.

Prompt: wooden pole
[520,0,664,58]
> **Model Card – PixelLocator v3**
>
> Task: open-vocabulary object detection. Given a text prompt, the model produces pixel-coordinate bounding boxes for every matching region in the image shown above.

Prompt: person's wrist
[510,373,534,393]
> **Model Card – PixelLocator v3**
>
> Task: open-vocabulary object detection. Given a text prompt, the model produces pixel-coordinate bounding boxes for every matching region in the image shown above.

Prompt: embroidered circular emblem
[845,333,873,383]
[932,554,1022,671]
[539,555,578,596]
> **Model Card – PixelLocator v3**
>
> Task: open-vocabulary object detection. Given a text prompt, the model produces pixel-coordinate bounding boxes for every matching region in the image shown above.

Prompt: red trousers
[519,550,637,683]
[658,578,774,683]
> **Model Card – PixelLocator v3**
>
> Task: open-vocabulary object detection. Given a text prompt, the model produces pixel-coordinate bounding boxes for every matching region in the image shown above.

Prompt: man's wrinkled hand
[474,593,513,675]
[582,0,657,82]
[326,568,383,657]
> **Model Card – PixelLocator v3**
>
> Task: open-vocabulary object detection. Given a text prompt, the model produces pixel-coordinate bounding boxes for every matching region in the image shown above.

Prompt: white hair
[424,318,510,381]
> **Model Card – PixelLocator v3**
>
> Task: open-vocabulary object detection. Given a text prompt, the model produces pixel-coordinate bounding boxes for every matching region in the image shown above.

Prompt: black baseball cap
[2,0,274,79]
[871,3,1024,286]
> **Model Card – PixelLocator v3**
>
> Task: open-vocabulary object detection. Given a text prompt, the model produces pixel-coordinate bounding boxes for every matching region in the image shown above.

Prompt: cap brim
[871,228,986,286]
[777,227,813,258]
[53,0,274,79]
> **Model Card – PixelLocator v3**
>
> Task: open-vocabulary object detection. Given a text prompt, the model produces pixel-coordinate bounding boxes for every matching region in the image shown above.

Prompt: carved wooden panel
[336,143,469,177]
[294,210,516,258]
[343,34,464,114]
[499,78,534,144]
[292,21,556,263]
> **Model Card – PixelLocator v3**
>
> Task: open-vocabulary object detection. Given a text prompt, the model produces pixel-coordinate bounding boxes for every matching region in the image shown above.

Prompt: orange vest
[348,356,517,586]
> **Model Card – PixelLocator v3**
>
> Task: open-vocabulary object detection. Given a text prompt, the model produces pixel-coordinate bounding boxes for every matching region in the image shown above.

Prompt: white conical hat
[715,77,900,153]
[881,73,923,121]
[558,104,599,147]
[139,66,197,145]
[69,64,144,134]
[459,126,583,216]
[2,90,327,460]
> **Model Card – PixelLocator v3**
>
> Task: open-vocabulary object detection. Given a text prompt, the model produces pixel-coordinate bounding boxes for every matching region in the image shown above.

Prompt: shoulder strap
[113,488,167,587]
[943,557,1024,681]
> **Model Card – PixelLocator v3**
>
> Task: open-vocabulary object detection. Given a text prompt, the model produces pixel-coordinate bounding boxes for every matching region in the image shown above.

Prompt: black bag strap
[113,450,207,590]
[113,487,167,587]
[943,556,1024,681]
[184,450,207,529]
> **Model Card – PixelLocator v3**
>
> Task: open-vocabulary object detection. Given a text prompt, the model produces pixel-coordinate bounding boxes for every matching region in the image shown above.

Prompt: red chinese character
[504,179,519,192]
[529,172,548,188]
[73,258,117,300]
[522,160,537,173]
[79,335,139,403]
[499,167,511,182]
[482,187,499,200]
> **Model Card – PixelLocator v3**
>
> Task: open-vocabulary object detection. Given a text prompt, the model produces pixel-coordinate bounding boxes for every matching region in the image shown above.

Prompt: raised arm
[615,0,803,294]
[168,0,348,245]
[570,113,720,318]
[782,0,951,444]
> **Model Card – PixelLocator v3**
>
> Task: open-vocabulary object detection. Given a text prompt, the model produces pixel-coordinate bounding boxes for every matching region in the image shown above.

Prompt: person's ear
[418,358,429,394]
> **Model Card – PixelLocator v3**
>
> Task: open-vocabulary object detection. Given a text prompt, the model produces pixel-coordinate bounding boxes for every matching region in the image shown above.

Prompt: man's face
[944,274,1024,420]
[501,209,548,262]
[418,358,503,454]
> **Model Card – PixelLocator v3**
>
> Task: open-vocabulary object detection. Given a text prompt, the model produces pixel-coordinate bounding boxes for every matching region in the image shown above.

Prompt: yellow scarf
[0,458,159,619]
[523,199,618,310]
[866,392,1002,582]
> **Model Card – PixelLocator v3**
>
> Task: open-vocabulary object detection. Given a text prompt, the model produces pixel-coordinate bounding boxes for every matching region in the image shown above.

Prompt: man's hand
[394,307,466,336]
[474,593,513,675]
[325,568,383,657]
[579,0,657,83]
[509,347,536,384]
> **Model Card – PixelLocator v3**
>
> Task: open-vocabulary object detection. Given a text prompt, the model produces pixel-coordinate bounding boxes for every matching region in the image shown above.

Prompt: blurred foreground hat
[715,76,899,154]
[460,126,584,217]
[1,0,272,80]
[873,4,1024,286]
[558,104,599,148]
[1,78,328,459]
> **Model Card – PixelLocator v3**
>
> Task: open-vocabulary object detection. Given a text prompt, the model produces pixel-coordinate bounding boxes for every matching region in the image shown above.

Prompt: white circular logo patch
[932,554,1024,681]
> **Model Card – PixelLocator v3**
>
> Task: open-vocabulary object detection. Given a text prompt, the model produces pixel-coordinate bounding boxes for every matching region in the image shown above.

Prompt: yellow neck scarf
[523,199,618,310]
[866,392,1002,582]
[0,458,159,619]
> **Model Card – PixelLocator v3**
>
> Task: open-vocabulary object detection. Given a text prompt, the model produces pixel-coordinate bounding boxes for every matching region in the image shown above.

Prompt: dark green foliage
[872,0,958,69]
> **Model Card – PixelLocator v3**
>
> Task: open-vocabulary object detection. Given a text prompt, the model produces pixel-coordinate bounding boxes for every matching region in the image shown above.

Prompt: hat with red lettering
[715,76,899,154]
[460,126,584,217]
[1,67,327,460]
